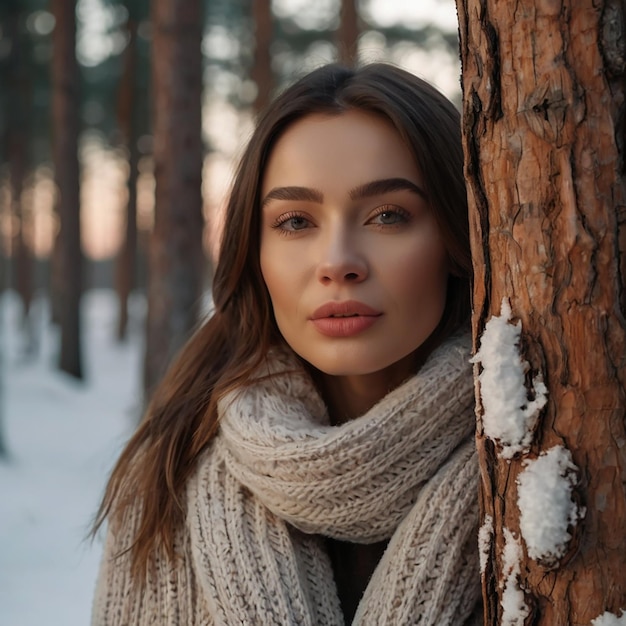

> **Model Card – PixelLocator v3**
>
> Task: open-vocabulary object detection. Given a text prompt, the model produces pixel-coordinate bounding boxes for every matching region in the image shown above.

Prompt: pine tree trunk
[0,177,7,458]
[9,133,33,323]
[51,0,83,379]
[14,193,35,353]
[5,4,34,327]
[144,0,204,399]
[0,296,6,458]
[337,0,359,66]
[251,0,273,116]
[115,17,139,342]
[456,0,626,623]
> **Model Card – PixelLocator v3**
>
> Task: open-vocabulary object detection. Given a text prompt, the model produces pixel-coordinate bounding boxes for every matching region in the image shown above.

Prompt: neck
[317,352,422,425]
[320,375,390,424]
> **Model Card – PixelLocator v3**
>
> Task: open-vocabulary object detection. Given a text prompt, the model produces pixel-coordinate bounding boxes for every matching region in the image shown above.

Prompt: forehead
[261,110,422,196]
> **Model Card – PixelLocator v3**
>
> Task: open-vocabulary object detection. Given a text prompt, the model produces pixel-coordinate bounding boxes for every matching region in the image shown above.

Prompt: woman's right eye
[272,213,312,233]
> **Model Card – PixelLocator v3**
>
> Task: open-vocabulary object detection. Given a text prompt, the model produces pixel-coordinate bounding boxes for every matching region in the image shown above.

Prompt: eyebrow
[349,177,427,201]
[261,186,323,207]
[261,177,427,208]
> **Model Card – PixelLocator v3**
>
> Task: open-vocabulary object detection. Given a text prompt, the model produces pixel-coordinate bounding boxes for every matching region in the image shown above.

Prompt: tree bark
[51,0,83,379]
[251,0,273,116]
[457,0,626,624]
[144,0,204,399]
[115,16,140,342]
[337,0,359,66]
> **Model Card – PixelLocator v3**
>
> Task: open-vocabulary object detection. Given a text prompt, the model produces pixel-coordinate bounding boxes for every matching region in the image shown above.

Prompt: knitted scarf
[185,333,481,625]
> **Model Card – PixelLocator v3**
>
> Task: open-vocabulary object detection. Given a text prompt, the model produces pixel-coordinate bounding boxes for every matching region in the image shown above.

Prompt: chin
[313,363,374,377]
[305,353,402,378]
[293,352,368,377]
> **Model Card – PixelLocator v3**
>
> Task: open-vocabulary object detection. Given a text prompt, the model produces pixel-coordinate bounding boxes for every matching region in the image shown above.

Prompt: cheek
[260,250,281,309]
[392,252,449,334]
[389,239,449,301]
[259,244,300,320]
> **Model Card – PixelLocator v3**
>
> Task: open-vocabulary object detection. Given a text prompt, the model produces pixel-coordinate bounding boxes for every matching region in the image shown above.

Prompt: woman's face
[259,110,449,379]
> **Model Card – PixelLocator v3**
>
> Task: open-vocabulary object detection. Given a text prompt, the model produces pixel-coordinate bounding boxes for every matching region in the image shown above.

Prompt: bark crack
[482,7,503,121]
[468,86,493,331]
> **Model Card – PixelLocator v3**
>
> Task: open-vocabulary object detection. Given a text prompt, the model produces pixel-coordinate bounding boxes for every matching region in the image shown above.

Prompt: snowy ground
[1,290,143,626]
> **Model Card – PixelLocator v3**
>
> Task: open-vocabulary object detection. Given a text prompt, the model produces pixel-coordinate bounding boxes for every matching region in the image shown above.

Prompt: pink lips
[310,301,382,337]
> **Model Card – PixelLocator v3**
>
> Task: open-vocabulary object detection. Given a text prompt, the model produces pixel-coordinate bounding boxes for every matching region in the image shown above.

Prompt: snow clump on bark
[516,445,584,565]
[471,298,547,459]
[478,514,494,575]
[592,610,626,625]
[500,528,529,626]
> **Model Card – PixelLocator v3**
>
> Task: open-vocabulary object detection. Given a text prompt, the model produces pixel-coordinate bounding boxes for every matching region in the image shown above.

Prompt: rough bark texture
[51,0,83,379]
[251,0,273,116]
[115,17,140,342]
[337,0,359,66]
[457,1,626,624]
[144,0,204,399]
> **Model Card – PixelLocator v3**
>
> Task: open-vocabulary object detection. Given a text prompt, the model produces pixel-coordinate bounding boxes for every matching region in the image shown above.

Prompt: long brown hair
[92,63,471,578]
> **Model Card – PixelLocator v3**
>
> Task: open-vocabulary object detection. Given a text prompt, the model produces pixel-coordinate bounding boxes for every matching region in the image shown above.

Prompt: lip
[311,300,382,319]
[310,301,382,337]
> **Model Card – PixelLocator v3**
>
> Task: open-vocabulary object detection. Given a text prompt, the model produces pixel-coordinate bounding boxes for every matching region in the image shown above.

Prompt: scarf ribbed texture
[186,332,481,625]
[91,333,481,625]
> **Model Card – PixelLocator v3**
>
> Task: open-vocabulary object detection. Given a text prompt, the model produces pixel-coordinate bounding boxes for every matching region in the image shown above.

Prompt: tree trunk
[144,0,204,399]
[457,0,626,624]
[5,4,34,328]
[115,16,140,342]
[0,165,7,458]
[0,279,6,458]
[9,131,34,324]
[336,0,359,66]
[13,184,35,355]
[251,0,273,116]
[51,0,83,379]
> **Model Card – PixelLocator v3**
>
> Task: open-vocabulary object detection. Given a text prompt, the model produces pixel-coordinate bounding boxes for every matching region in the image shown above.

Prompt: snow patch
[478,514,493,575]
[592,610,626,625]
[1,290,142,626]
[500,528,529,626]
[471,298,547,459]
[517,445,583,564]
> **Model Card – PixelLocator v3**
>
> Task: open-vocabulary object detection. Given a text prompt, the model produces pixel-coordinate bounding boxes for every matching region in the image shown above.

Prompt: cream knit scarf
[186,333,481,625]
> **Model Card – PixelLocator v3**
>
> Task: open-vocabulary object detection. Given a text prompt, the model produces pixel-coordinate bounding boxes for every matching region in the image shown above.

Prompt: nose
[315,228,368,284]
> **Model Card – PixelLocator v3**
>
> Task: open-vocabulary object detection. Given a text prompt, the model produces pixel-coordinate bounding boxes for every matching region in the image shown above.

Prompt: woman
[92,63,481,625]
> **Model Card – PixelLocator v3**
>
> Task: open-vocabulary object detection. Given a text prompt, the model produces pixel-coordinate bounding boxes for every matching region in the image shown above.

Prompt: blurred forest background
[0,0,461,454]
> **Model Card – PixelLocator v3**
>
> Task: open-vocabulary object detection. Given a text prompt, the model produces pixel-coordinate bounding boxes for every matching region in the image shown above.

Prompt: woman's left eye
[368,206,410,226]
